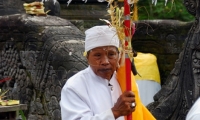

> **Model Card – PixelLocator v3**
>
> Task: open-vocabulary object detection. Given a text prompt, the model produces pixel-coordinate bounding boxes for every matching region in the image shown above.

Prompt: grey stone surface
[0,14,87,120]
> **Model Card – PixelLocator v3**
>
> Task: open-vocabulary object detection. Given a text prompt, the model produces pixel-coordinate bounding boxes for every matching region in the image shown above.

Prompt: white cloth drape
[136,80,161,106]
[134,52,161,106]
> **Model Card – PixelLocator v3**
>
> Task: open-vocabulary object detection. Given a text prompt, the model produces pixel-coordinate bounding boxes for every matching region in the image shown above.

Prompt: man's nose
[101,55,109,65]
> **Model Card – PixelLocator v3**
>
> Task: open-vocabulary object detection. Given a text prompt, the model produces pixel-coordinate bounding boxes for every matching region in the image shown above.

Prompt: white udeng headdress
[85,25,120,52]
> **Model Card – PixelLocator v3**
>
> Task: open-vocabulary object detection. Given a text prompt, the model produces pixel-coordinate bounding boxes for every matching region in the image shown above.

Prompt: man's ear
[86,51,89,60]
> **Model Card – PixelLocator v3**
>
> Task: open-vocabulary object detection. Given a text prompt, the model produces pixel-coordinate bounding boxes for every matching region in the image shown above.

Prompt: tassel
[133,3,138,21]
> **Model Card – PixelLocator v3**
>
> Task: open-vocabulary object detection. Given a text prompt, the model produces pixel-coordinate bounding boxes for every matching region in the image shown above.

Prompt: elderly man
[60,25,136,120]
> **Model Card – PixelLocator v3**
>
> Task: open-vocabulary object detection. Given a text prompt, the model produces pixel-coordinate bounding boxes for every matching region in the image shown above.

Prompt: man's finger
[124,91,135,97]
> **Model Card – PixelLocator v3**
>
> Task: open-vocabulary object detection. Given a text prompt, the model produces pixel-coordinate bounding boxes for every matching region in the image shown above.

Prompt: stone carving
[0,14,87,119]
[146,0,200,120]
[184,0,196,16]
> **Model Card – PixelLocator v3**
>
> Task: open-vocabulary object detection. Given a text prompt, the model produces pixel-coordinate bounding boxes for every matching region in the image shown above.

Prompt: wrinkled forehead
[90,46,118,52]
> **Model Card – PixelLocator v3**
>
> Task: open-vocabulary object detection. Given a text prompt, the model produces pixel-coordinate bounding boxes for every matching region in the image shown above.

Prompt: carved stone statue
[146,0,200,120]
[0,14,87,119]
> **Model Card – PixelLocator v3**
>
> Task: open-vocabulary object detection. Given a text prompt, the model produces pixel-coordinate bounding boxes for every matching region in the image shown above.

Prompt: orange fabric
[117,65,156,120]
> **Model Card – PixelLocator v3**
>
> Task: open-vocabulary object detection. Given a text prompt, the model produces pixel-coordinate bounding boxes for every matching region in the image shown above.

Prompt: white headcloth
[85,25,120,52]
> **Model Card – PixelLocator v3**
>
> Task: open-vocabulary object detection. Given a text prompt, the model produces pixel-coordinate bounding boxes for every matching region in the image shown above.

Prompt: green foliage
[19,110,26,120]
[137,0,195,21]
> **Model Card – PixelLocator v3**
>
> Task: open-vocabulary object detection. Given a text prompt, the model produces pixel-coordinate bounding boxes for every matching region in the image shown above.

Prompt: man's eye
[109,51,116,55]
[108,52,116,58]
[94,54,101,57]
[108,53,115,56]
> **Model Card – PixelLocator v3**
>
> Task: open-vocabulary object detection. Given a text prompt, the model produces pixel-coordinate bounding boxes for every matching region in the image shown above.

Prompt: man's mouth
[99,68,112,72]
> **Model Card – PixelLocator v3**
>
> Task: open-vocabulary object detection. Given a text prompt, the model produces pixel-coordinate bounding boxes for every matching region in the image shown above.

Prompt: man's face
[87,46,119,80]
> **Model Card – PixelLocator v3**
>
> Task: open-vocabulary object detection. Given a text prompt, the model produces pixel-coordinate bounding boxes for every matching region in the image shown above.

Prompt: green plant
[137,0,194,21]
[19,110,26,120]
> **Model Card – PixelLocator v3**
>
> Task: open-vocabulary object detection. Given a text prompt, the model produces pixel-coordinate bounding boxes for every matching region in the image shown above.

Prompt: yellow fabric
[134,52,160,84]
[117,65,156,120]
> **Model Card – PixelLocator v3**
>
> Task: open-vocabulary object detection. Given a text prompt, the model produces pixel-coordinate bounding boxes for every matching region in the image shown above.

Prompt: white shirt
[60,66,124,120]
[186,97,200,120]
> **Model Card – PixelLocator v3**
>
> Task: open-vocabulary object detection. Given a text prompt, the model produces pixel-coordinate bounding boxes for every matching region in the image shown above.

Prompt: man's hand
[111,91,136,119]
